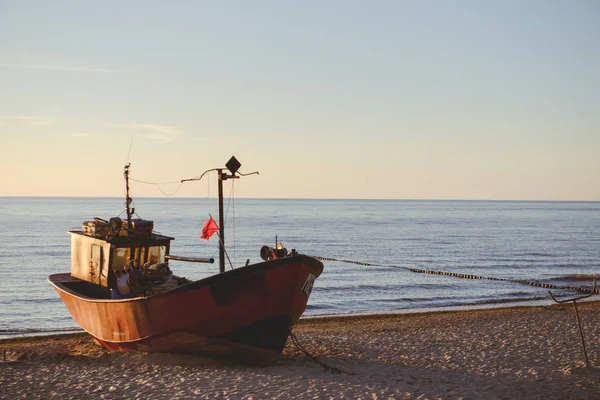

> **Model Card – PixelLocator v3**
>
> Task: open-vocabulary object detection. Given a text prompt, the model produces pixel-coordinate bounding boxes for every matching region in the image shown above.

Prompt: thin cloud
[0,116,57,124]
[0,64,122,73]
[108,123,180,143]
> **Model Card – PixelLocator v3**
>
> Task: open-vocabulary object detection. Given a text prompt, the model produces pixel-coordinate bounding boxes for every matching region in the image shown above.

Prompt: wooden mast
[216,165,239,273]
[217,169,226,274]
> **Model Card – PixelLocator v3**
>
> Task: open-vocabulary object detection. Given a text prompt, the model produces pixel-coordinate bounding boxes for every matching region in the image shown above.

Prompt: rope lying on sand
[289,331,354,375]
[313,256,600,295]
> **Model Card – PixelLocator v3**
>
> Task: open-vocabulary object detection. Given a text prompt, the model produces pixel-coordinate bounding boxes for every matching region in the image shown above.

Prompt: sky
[0,0,598,200]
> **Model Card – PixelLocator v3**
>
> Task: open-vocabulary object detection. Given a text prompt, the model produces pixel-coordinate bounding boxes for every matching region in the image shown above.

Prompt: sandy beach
[2,302,599,399]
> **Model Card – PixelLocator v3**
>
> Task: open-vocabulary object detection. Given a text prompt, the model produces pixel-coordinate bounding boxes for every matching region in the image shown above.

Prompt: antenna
[124,164,133,231]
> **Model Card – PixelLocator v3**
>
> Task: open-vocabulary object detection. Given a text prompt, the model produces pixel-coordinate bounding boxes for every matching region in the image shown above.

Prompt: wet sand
[2,302,600,399]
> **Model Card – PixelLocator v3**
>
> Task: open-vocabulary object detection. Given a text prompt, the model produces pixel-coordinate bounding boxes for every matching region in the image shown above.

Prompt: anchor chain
[313,256,600,295]
[314,256,377,267]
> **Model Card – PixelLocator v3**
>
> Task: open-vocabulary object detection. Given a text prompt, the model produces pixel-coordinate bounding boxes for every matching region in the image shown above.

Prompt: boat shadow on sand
[0,333,285,367]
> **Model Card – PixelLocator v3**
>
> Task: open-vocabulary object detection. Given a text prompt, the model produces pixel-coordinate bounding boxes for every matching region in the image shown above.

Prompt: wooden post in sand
[549,279,597,368]
[572,300,589,368]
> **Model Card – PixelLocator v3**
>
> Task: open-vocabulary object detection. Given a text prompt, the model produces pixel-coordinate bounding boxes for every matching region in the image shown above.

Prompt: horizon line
[0,195,598,202]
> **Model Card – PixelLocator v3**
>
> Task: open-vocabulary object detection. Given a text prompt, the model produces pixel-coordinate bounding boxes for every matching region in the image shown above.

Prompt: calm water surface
[0,197,598,338]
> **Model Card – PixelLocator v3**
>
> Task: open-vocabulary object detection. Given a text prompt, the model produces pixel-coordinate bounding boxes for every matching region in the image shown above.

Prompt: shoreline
[2,301,600,398]
[4,298,600,344]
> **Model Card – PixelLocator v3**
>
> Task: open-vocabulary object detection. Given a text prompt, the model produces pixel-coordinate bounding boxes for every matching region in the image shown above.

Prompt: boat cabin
[70,217,173,292]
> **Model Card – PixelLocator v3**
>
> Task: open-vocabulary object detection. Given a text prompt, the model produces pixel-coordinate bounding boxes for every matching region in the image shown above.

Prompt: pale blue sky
[1,1,598,199]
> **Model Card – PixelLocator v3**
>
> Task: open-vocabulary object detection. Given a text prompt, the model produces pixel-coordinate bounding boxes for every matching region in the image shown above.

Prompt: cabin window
[134,247,146,265]
[91,244,104,283]
[111,247,145,271]
[112,246,165,272]
[111,248,131,273]
[148,246,166,264]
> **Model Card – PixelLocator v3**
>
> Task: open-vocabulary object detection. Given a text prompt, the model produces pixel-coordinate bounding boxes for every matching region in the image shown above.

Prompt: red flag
[200,216,219,241]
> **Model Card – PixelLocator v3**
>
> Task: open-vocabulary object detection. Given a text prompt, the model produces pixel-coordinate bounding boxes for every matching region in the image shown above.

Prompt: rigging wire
[127,168,240,264]
[129,177,182,185]
[182,168,221,184]
[155,183,183,197]
[231,180,236,266]
[221,179,234,266]
[129,167,220,198]
[205,172,211,199]
[126,133,135,164]
[128,177,184,196]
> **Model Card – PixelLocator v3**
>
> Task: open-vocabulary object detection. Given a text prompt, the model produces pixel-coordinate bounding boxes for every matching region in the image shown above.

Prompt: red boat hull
[48,255,323,354]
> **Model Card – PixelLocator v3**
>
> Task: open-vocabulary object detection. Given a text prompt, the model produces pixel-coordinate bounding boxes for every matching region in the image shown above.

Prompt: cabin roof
[69,230,174,246]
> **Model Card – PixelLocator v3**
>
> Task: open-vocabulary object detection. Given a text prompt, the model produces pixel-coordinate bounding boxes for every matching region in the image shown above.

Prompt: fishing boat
[48,157,323,354]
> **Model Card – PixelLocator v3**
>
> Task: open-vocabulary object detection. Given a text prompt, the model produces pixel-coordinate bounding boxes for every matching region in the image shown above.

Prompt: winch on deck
[260,242,297,261]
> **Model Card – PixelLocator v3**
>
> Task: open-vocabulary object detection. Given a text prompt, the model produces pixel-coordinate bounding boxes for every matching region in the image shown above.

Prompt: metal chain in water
[312,256,600,295]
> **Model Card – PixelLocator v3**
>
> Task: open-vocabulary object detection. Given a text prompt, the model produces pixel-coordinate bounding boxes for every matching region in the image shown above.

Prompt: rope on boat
[289,331,354,375]
[314,256,378,267]
[313,256,600,295]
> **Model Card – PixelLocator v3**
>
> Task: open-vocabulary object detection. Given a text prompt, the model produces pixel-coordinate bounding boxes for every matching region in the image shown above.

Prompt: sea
[0,197,598,339]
